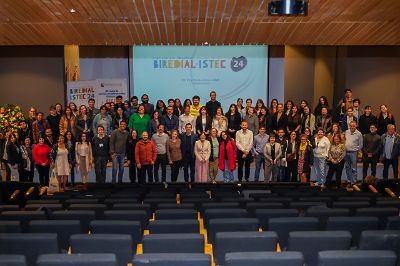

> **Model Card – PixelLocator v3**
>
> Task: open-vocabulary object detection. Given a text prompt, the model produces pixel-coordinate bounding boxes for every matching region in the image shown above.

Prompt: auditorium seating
[70,234,133,266]
[287,231,352,266]
[1,183,400,266]
[0,233,59,265]
[317,250,397,266]
[0,255,27,266]
[224,251,304,266]
[36,254,118,266]
[133,253,211,266]
[214,231,278,265]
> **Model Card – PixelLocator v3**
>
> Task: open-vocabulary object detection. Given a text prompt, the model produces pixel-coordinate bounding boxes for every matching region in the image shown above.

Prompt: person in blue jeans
[110,120,129,183]
[344,121,363,185]
[252,126,269,181]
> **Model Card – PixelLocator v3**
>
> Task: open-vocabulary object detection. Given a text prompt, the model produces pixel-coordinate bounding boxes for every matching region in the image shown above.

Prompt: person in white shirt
[313,128,331,187]
[344,121,363,185]
[236,121,254,182]
[179,105,196,134]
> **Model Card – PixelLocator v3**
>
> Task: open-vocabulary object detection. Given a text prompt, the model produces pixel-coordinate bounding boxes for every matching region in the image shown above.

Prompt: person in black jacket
[225,104,242,139]
[92,125,110,183]
[6,134,21,181]
[196,106,212,136]
[205,91,221,118]
[17,120,32,146]
[46,105,61,141]
[358,105,377,135]
[180,123,198,182]
[362,124,381,178]
[126,129,139,183]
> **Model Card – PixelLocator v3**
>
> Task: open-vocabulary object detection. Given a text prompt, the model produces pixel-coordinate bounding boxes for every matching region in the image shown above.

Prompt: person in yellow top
[190,95,203,118]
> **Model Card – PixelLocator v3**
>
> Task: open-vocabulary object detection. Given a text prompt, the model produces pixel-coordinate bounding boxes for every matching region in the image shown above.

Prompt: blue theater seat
[306,208,350,228]
[68,204,107,219]
[224,251,304,266]
[207,218,260,245]
[111,203,152,219]
[133,253,211,266]
[0,205,19,213]
[203,209,248,228]
[214,231,278,265]
[103,210,148,230]
[70,234,132,266]
[0,211,47,232]
[0,255,27,266]
[52,210,95,233]
[36,254,118,266]
[359,230,400,257]
[268,217,319,248]
[317,250,397,266]
[29,220,81,251]
[386,216,400,230]
[142,233,204,253]
[90,220,142,245]
[255,209,299,230]
[287,231,352,266]
[0,221,21,233]
[149,219,199,234]
[355,208,399,228]
[0,233,59,265]
[24,204,63,211]
[154,209,197,220]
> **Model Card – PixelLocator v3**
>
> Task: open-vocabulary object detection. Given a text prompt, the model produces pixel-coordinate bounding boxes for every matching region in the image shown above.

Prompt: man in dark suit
[180,123,198,182]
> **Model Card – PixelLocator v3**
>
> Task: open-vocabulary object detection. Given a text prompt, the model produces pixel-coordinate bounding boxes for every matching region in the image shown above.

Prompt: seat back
[0,221,21,233]
[317,250,397,266]
[224,251,304,266]
[0,255,27,266]
[103,210,148,230]
[255,209,299,230]
[0,211,47,232]
[90,220,142,246]
[149,219,199,234]
[52,210,95,233]
[36,253,118,266]
[142,233,204,253]
[207,218,260,245]
[359,230,400,257]
[133,253,211,266]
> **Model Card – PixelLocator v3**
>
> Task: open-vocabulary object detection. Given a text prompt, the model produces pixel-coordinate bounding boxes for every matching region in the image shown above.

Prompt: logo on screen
[231,56,247,72]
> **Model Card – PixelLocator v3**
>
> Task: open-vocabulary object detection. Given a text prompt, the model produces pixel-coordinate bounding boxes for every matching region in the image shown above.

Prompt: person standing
[377,104,396,136]
[93,105,113,136]
[208,128,220,184]
[135,131,157,183]
[148,111,161,137]
[180,123,198,182]
[196,106,212,136]
[271,104,288,135]
[300,106,315,135]
[32,136,51,186]
[362,124,381,178]
[359,105,376,135]
[313,128,331,187]
[110,120,129,183]
[276,128,288,182]
[344,121,363,185]
[166,130,182,182]
[141,94,155,115]
[128,105,151,138]
[152,124,169,183]
[19,137,34,182]
[126,130,139,183]
[129,96,140,114]
[6,134,21,181]
[285,131,299,182]
[65,131,76,186]
[252,126,269,182]
[264,134,283,182]
[162,106,179,136]
[205,91,221,118]
[244,107,260,135]
[47,105,61,141]
[212,107,228,137]
[17,120,32,146]
[236,121,253,182]
[59,107,75,137]
[297,134,314,183]
[87,98,100,118]
[92,125,110,184]
[75,105,94,140]
[225,104,242,139]
[381,124,400,180]
[194,132,211,183]
[50,135,72,191]
[75,133,93,186]
[325,134,346,188]
[179,105,196,134]
[32,112,50,144]
[190,95,203,118]
[316,107,333,133]
[219,131,236,183]
[341,107,357,132]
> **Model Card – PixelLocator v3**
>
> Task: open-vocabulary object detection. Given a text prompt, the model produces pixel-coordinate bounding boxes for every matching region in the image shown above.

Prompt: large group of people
[0,89,399,189]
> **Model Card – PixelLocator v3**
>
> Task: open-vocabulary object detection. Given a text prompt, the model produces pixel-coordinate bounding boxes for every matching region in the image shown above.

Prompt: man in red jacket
[135,131,157,183]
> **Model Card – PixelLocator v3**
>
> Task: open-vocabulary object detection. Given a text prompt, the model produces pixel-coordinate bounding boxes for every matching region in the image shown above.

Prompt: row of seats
[0,231,399,266]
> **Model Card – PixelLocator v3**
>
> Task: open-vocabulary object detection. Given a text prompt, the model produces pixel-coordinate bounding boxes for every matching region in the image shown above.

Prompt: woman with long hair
[299,100,309,115]
[183,99,192,108]
[313,96,330,116]
[284,100,294,116]
[327,122,344,143]
[74,105,93,140]
[194,132,211,182]
[6,134,21,181]
[55,103,63,117]
[112,107,127,130]
[208,128,220,184]
[50,135,72,191]
[19,137,34,182]
[300,105,315,134]
[196,106,212,136]
[376,104,396,135]
[219,131,236,183]
[75,132,93,186]
[225,104,242,139]
[174,98,184,116]
[269,98,278,115]
[271,103,288,134]
[148,111,161,137]
[326,134,346,188]
[236,98,244,117]
[212,107,228,137]
[155,100,167,116]
[126,129,139,183]
[59,107,75,137]
[68,102,79,116]
[255,99,266,117]
[285,131,299,182]
[287,105,301,135]
[297,134,314,183]
[65,130,76,187]
[166,129,182,182]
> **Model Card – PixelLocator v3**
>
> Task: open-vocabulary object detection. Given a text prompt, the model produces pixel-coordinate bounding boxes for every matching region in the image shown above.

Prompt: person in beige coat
[75,132,93,185]
[264,134,283,182]
[194,132,211,182]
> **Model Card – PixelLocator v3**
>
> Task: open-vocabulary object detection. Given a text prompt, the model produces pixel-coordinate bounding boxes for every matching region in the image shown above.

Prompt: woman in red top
[32,136,51,186]
[219,131,236,183]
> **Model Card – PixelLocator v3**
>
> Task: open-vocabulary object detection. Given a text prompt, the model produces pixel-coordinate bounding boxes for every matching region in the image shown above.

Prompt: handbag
[48,170,59,194]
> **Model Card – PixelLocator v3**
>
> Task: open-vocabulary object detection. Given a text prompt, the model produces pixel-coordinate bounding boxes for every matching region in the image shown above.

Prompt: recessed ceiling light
[69,8,76,13]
